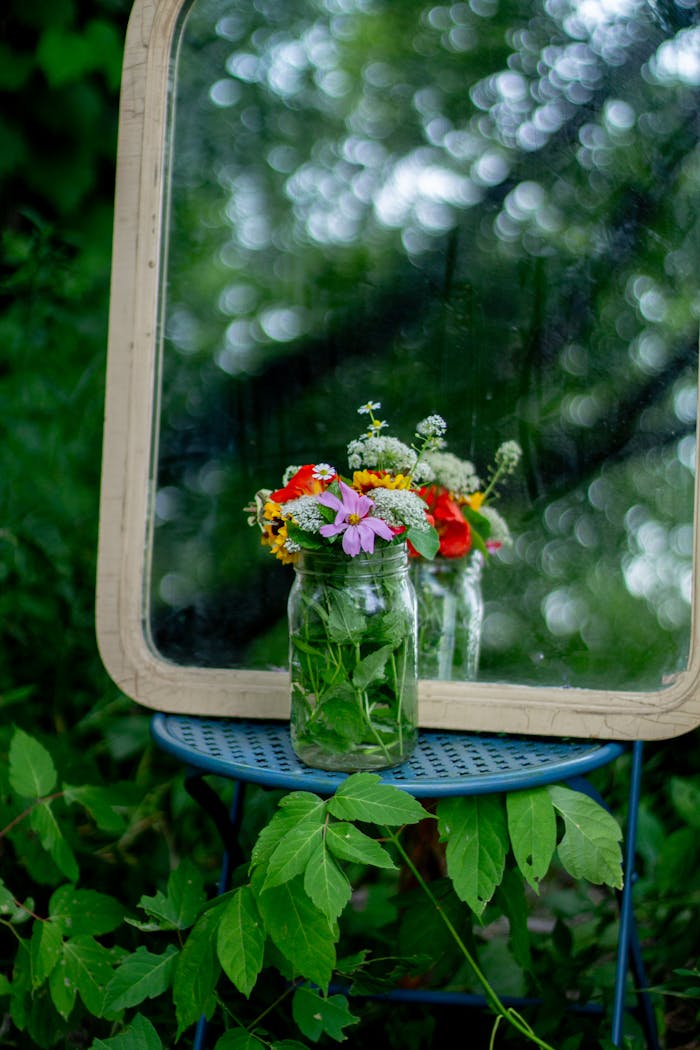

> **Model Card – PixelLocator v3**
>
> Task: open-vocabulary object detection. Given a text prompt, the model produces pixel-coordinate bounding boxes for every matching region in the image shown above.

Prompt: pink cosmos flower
[317,480,394,557]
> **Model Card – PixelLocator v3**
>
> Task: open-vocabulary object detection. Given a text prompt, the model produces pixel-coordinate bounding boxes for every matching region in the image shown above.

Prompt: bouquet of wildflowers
[245,404,450,770]
[246,402,444,563]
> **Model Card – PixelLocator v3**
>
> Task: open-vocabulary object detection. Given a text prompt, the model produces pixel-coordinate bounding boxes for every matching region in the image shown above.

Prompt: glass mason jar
[412,551,484,681]
[288,545,418,771]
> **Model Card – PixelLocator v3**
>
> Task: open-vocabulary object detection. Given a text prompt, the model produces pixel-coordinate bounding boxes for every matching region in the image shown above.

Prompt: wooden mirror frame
[96,0,700,740]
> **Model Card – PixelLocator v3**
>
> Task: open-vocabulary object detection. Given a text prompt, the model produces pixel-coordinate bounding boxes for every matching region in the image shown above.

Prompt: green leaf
[494,867,532,972]
[217,886,265,997]
[256,879,336,990]
[214,1031,267,1050]
[103,945,178,1012]
[326,591,367,644]
[48,950,77,1020]
[437,795,508,916]
[506,788,557,892]
[327,773,426,827]
[326,822,397,869]
[49,885,125,937]
[291,636,326,658]
[263,814,326,891]
[36,28,95,88]
[0,878,18,917]
[547,785,623,889]
[303,842,352,922]
[174,903,222,1036]
[138,859,206,930]
[55,936,115,1017]
[9,941,31,1030]
[406,525,439,559]
[30,919,63,988]
[378,607,411,646]
[29,802,79,881]
[313,687,367,743]
[670,776,700,831]
[251,793,326,870]
[656,827,700,893]
[88,1013,164,1050]
[292,986,358,1043]
[63,785,126,833]
[9,728,57,797]
[352,645,394,691]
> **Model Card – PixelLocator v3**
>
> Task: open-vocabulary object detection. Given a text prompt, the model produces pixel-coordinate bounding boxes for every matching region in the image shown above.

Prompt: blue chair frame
[150,714,660,1049]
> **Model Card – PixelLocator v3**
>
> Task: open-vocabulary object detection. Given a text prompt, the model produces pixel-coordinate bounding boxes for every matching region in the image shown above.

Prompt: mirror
[97,0,700,738]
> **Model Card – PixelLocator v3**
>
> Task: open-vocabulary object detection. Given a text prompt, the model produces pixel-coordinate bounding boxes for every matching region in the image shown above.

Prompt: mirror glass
[149,0,699,694]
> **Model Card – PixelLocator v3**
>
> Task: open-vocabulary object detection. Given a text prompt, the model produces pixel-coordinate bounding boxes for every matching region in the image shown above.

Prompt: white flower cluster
[481,505,512,546]
[370,488,431,531]
[416,414,447,441]
[495,440,522,474]
[423,451,480,497]
[347,435,419,476]
[280,496,325,533]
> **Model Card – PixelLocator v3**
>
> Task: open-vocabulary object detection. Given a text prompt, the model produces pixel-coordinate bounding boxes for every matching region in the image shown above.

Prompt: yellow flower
[263,499,283,521]
[352,470,412,492]
[260,501,298,563]
[261,522,297,564]
[464,491,485,510]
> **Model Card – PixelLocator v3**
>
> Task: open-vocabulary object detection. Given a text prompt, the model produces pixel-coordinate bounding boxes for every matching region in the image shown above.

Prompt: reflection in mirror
[149,0,699,693]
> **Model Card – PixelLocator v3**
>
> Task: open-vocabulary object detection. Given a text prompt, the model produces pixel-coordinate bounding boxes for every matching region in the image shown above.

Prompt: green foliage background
[1,1,700,1047]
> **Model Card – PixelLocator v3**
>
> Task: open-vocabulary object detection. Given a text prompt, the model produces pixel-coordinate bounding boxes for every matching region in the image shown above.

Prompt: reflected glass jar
[288,545,418,771]
[412,551,484,680]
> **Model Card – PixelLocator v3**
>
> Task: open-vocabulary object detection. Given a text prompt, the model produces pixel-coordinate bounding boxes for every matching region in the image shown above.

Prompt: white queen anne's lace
[423,451,481,497]
[279,496,326,532]
[370,488,431,531]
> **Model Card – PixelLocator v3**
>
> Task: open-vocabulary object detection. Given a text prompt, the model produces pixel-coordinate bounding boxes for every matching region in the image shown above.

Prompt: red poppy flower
[270,464,333,502]
[419,486,472,558]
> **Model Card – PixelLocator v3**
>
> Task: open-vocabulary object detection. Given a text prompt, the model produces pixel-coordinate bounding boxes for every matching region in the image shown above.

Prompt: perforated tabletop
[150,713,625,797]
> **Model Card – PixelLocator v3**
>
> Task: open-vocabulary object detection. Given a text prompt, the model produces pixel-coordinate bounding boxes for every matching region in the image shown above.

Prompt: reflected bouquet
[413,439,522,560]
[410,439,522,682]
[246,402,443,563]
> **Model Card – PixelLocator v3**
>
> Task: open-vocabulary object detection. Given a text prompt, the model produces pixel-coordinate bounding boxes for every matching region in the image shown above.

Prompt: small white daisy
[312,463,335,481]
[357,401,381,415]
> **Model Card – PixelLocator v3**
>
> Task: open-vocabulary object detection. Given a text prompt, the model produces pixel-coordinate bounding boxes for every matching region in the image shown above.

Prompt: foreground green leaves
[1,726,625,1049]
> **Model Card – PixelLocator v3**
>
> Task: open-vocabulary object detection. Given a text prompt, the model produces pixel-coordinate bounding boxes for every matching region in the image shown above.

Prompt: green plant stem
[0,792,64,839]
[385,828,557,1050]
[248,982,297,1029]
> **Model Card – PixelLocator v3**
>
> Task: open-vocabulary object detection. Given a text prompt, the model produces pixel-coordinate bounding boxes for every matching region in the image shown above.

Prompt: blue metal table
[150,714,658,1049]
